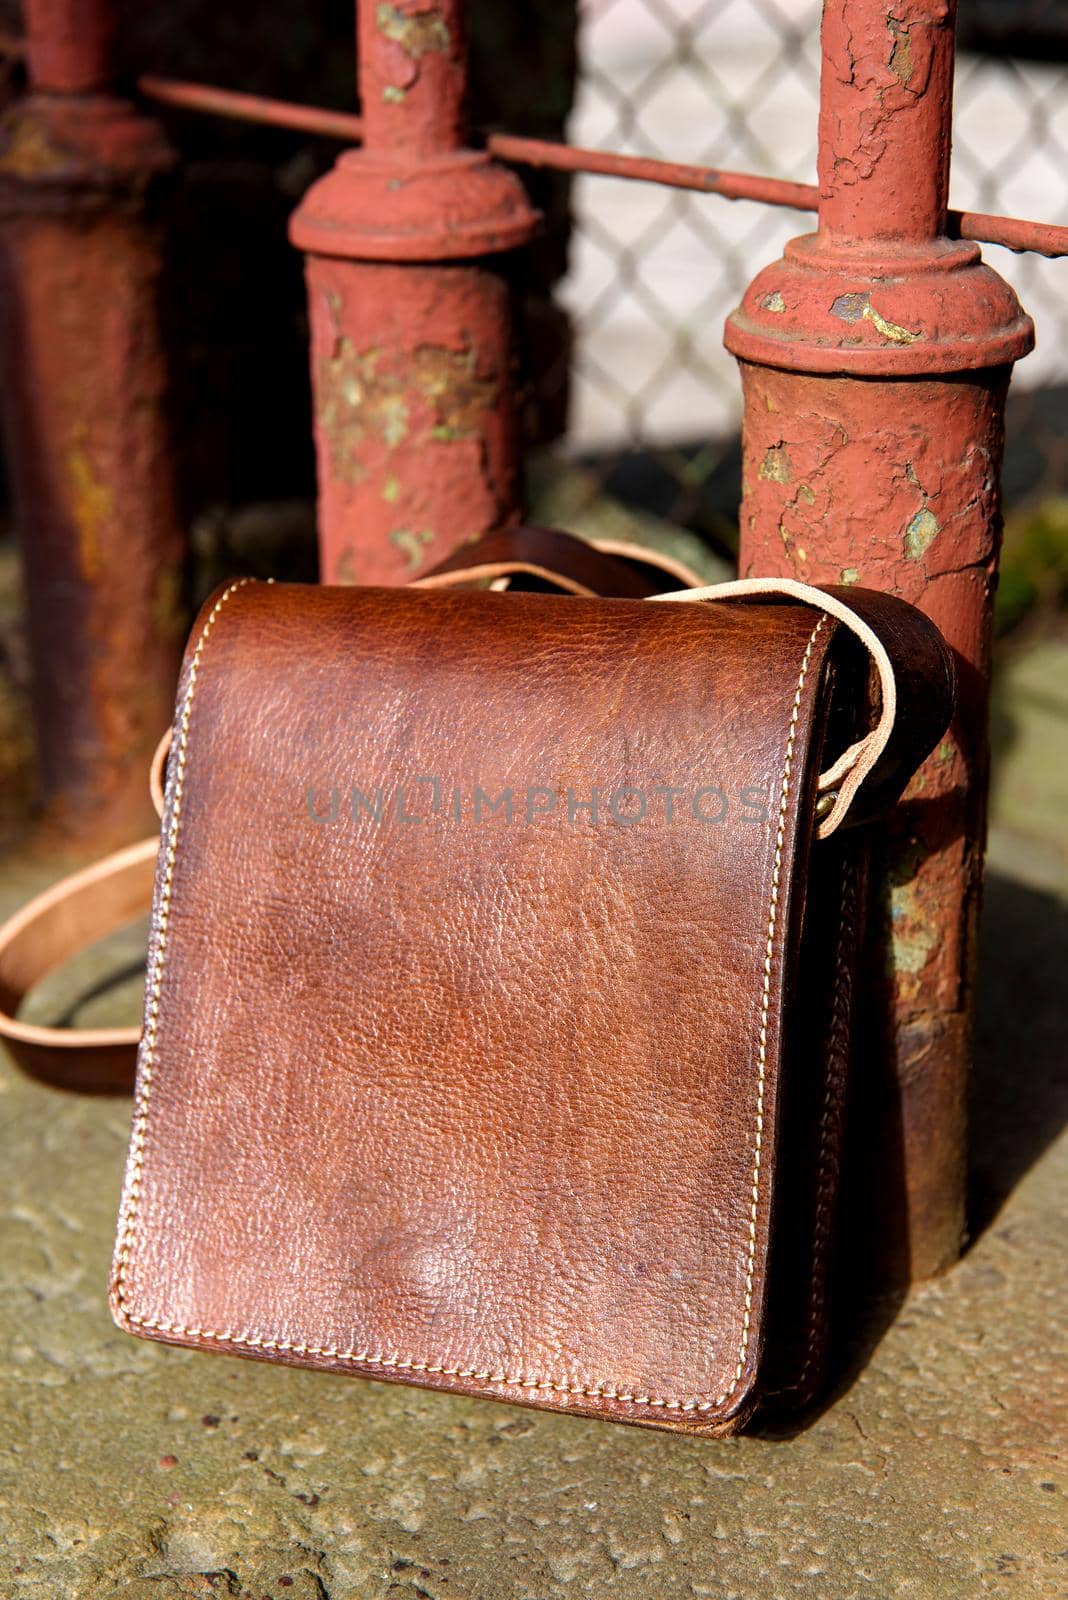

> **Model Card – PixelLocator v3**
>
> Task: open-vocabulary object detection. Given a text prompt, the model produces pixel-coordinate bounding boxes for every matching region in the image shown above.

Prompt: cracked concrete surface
[0,645,1065,1599]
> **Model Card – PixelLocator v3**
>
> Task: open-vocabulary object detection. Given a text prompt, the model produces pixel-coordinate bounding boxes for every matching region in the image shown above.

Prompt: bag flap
[111,579,841,1432]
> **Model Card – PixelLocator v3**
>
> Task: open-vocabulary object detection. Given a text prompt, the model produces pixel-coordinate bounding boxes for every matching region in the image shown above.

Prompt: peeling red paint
[305,258,519,584]
[737,370,1005,606]
[821,0,952,242]
[291,0,537,585]
[364,0,463,158]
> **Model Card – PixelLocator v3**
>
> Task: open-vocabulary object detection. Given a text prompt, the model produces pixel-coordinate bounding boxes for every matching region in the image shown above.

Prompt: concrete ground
[0,636,1065,1600]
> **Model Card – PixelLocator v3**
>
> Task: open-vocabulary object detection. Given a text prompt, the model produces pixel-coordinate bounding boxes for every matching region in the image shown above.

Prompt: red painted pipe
[956,209,1068,259]
[817,0,952,245]
[288,0,538,586]
[484,132,821,214]
[727,0,1034,1282]
[357,0,464,157]
[0,4,183,845]
[138,76,366,143]
[21,0,115,94]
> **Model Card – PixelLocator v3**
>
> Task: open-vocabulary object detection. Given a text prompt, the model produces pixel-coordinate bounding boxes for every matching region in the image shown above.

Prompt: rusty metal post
[726,0,1034,1279]
[0,0,185,845]
[290,0,538,585]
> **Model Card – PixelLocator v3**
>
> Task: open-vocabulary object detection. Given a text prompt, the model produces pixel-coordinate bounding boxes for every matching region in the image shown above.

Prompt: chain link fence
[548,0,1068,562]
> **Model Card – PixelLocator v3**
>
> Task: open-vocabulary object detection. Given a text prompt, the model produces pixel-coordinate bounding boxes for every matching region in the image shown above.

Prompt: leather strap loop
[652,577,897,840]
[0,838,157,1092]
[149,728,172,821]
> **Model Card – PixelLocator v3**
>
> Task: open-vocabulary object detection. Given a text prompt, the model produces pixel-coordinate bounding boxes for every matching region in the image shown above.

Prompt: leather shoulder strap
[654,576,954,838]
[0,731,176,1092]
[0,838,157,1093]
[415,525,705,597]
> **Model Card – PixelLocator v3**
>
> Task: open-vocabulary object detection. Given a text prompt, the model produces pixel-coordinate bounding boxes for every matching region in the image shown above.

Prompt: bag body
[102,566,952,1435]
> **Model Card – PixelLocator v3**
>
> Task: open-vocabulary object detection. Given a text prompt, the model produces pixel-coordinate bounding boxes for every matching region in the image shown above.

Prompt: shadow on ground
[970,869,1068,1238]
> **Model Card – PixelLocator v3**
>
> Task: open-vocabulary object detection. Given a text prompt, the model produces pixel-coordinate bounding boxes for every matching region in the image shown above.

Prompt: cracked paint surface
[819,1,954,242]
[737,355,1009,1276]
[738,365,1004,603]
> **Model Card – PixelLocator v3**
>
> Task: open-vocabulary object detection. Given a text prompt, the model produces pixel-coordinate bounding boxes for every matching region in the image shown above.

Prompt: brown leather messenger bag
[0,528,954,1435]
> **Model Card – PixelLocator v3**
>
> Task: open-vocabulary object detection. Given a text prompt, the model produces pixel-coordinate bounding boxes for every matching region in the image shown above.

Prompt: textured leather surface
[110,580,848,1434]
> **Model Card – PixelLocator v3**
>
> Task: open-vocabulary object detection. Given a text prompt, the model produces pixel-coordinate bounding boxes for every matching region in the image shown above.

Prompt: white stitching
[113,580,252,1321]
[113,598,827,1416]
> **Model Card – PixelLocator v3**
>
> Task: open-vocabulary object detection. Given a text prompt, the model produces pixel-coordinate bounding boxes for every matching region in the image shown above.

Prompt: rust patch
[866,304,920,345]
[318,338,498,483]
[317,341,404,482]
[831,292,920,345]
[759,442,792,485]
[0,116,68,179]
[390,527,435,569]
[887,11,939,98]
[66,430,113,582]
[413,344,497,439]
[376,3,450,57]
[151,563,186,643]
[831,292,871,323]
[888,21,914,89]
[905,507,940,560]
[889,877,940,982]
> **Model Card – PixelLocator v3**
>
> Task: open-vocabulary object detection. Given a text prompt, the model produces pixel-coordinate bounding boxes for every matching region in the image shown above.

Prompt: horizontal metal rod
[138,75,1068,259]
[485,130,820,212]
[137,76,365,141]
